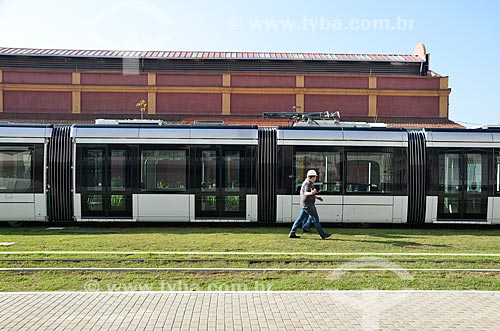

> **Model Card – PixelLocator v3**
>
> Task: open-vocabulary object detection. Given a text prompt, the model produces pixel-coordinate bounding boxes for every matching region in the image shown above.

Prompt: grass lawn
[2,225,500,253]
[1,225,500,291]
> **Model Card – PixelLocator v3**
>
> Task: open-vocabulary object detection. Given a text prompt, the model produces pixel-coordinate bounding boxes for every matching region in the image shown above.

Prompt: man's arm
[305,187,323,201]
[303,188,316,196]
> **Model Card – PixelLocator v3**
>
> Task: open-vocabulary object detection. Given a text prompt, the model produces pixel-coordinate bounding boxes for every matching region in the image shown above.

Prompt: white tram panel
[0,125,52,143]
[425,196,438,223]
[72,126,258,145]
[488,132,500,224]
[425,130,496,148]
[277,128,343,146]
[246,195,258,222]
[71,137,79,220]
[488,197,500,225]
[189,127,258,145]
[393,196,408,223]
[0,125,52,222]
[277,128,407,223]
[276,195,292,223]
[277,129,407,147]
[290,196,343,223]
[343,196,395,223]
[137,194,190,222]
[342,130,407,147]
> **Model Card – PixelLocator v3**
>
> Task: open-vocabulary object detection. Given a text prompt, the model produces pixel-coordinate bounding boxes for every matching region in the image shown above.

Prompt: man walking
[289,169,332,239]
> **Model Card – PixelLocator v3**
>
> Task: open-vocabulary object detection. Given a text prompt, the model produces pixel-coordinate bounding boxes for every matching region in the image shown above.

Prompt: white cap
[306,169,317,177]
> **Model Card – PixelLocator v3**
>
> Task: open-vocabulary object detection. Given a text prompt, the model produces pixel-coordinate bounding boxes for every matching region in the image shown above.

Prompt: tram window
[294,151,342,193]
[200,150,217,192]
[224,151,241,192]
[141,149,187,192]
[465,153,483,193]
[111,150,128,191]
[0,146,33,192]
[82,149,104,191]
[440,153,460,194]
[345,151,394,193]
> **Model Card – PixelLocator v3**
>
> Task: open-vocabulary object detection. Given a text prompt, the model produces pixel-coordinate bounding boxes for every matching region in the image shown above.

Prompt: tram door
[80,146,132,218]
[437,151,488,221]
[194,147,246,219]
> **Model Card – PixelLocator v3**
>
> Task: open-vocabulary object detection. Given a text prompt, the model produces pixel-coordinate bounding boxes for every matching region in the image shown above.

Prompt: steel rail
[2,251,500,257]
[1,267,500,272]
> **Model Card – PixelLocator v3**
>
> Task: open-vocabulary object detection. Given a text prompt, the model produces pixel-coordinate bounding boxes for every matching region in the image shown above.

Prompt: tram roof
[0,123,53,138]
[70,124,258,140]
[276,126,409,146]
[425,129,500,144]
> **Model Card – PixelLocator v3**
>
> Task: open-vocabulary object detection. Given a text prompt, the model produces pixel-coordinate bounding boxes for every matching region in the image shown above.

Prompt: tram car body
[72,124,257,222]
[0,124,48,222]
[1,122,500,224]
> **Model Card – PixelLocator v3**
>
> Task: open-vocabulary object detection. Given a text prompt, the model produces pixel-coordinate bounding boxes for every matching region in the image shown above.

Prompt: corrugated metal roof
[0,47,425,63]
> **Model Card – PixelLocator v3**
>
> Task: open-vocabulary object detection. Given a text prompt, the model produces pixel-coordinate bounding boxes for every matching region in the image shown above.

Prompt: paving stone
[0,291,500,330]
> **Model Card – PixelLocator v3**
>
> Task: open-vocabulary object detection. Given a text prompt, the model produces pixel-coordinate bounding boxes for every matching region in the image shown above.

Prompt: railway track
[0,267,500,273]
[0,257,498,264]
[0,256,499,273]
[2,251,500,256]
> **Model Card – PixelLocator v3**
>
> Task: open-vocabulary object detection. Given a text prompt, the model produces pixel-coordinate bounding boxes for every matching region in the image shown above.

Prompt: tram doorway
[437,150,488,221]
[79,146,133,218]
[194,146,247,219]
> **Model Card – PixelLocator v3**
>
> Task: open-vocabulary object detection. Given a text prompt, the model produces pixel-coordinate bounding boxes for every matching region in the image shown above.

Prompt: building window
[294,151,342,193]
[0,146,33,192]
[141,149,187,192]
[345,151,394,193]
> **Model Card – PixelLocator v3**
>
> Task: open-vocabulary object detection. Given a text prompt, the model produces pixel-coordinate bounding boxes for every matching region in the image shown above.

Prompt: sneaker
[302,228,311,233]
[321,233,332,240]
[288,233,301,239]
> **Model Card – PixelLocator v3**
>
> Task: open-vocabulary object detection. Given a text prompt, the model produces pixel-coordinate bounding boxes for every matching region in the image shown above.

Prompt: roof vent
[474,124,500,130]
[194,120,225,126]
[95,119,164,126]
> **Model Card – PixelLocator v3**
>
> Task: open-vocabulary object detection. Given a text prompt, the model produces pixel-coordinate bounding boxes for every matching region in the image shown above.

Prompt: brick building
[0,43,460,128]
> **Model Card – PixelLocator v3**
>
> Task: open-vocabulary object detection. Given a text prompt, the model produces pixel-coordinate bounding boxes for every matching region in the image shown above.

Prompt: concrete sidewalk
[0,291,499,330]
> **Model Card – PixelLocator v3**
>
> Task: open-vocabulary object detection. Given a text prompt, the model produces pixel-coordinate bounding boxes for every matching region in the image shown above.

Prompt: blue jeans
[303,213,315,230]
[290,208,309,235]
[290,205,328,238]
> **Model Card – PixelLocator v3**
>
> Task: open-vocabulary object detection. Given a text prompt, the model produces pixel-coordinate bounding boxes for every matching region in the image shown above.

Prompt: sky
[0,0,498,126]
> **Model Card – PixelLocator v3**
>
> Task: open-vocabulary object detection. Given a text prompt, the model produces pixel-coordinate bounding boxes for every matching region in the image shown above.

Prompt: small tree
[136,99,148,120]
